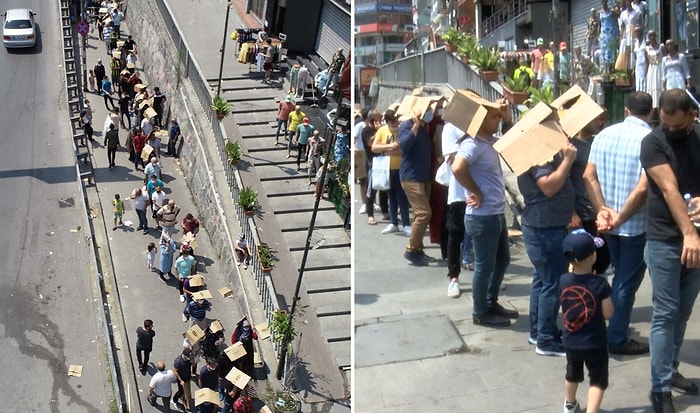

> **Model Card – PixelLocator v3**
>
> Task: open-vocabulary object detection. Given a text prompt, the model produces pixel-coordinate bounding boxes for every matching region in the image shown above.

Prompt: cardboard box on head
[493,85,603,176]
[442,89,503,138]
[396,95,444,122]
[194,388,222,407]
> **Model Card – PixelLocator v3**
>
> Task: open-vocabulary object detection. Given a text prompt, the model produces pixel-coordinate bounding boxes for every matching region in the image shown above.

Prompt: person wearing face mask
[451,96,517,326]
[372,109,412,235]
[640,89,700,413]
[583,92,653,356]
[397,107,435,265]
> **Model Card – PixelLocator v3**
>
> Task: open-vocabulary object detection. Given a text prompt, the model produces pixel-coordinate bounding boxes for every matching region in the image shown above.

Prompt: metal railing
[379,47,522,121]
[482,0,528,36]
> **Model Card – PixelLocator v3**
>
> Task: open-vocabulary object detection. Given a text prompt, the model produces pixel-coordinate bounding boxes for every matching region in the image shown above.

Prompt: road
[0,1,109,412]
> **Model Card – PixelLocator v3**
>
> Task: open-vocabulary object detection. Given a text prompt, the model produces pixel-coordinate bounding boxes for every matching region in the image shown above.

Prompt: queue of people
[354,88,700,413]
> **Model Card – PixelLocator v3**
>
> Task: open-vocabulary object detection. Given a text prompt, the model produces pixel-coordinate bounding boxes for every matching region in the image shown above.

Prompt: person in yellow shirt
[287,105,306,158]
[539,43,555,87]
[371,109,411,235]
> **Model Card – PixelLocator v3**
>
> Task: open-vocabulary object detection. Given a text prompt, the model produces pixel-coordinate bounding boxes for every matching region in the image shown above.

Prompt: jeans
[645,240,700,392]
[103,93,115,110]
[173,379,191,409]
[446,202,466,278]
[401,181,432,251]
[387,169,410,227]
[522,225,568,343]
[297,143,307,167]
[465,214,510,316]
[120,110,131,129]
[135,208,148,230]
[275,118,288,141]
[462,230,474,265]
[604,233,646,345]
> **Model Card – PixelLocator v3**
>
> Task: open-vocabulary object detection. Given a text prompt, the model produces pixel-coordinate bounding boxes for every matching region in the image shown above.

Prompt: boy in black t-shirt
[560,231,613,413]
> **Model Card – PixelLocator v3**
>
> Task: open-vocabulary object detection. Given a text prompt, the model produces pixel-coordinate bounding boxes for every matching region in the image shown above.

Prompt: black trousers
[83,122,93,140]
[446,202,466,278]
[107,147,117,166]
[136,347,151,369]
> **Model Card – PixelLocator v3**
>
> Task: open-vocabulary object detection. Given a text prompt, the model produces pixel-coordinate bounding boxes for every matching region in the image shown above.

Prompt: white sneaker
[182,313,188,323]
[374,204,382,212]
[358,204,367,214]
[402,226,412,237]
[381,224,400,234]
[563,399,580,413]
[447,280,461,298]
[179,294,185,303]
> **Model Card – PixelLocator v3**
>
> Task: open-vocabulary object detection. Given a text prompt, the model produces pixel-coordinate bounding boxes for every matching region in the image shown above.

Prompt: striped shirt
[158,205,180,227]
[588,116,651,236]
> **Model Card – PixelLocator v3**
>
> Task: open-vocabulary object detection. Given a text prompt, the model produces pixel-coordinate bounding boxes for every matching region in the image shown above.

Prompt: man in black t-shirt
[640,89,700,413]
[172,348,193,410]
[136,319,156,372]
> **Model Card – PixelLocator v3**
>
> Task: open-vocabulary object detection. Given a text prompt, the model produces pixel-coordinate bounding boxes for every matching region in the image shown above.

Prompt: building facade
[355,0,414,66]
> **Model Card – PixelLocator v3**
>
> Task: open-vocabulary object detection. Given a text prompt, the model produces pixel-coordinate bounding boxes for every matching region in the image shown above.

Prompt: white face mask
[422,110,434,123]
[437,108,445,117]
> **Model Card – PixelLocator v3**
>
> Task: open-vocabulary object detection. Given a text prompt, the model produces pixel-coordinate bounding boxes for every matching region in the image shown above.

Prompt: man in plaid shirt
[233,388,253,413]
[583,91,653,355]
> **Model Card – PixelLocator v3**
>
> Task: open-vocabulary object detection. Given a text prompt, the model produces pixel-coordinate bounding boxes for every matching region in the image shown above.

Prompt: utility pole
[81,0,88,92]
[217,2,232,96]
[552,0,560,97]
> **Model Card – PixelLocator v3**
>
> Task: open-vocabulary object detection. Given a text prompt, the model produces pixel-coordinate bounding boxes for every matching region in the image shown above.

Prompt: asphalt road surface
[0,2,109,411]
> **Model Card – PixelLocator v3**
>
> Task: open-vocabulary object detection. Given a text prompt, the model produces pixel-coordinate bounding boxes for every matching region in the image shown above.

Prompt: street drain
[58,197,75,208]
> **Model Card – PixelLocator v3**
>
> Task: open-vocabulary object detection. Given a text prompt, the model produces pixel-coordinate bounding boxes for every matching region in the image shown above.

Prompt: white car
[2,9,36,49]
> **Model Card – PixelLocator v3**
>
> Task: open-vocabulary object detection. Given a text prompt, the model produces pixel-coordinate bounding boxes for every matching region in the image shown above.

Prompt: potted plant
[611,70,631,87]
[237,186,260,215]
[211,95,231,119]
[441,27,464,53]
[457,35,478,64]
[266,388,301,413]
[257,243,275,271]
[225,140,243,164]
[501,75,530,105]
[524,84,555,107]
[471,47,503,82]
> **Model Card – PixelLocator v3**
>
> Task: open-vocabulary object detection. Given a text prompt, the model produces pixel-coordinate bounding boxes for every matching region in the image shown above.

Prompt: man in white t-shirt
[151,186,166,229]
[148,361,176,409]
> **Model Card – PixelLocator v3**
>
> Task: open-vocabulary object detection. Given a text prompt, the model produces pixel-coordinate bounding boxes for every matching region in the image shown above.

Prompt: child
[147,242,156,272]
[112,194,124,230]
[560,230,613,413]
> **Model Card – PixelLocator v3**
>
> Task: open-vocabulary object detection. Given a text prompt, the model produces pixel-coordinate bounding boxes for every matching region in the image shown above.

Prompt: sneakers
[402,226,412,237]
[528,335,537,345]
[608,338,649,355]
[404,250,429,266]
[447,279,460,298]
[381,224,400,234]
[358,204,367,214]
[472,312,511,327]
[535,340,566,357]
[671,371,699,395]
[179,294,186,303]
[463,262,474,271]
[490,302,519,319]
[563,399,580,413]
[650,391,675,413]
[182,313,188,322]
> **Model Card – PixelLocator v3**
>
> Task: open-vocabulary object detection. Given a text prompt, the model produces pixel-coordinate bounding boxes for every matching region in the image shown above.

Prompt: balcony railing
[482,0,528,36]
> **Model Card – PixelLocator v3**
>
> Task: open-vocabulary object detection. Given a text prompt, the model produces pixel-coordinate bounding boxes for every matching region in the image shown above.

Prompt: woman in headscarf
[159,233,176,279]
[231,318,258,378]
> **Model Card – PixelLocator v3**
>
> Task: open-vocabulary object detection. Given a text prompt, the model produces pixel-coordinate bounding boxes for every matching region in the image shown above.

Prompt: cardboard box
[255,322,270,340]
[185,324,205,344]
[550,84,605,138]
[225,367,251,389]
[189,274,205,287]
[143,107,158,120]
[209,319,224,334]
[194,388,221,407]
[442,89,502,137]
[192,290,212,301]
[218,287,233,298]
[140,144,154,161]
[395,95,444,121]
[68,365,83,377]
[224,341,247,361]
[493,102,568,176]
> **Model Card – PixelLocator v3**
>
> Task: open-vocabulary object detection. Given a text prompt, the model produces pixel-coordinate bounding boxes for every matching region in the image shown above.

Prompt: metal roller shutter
[570,0,599,53]
[315,0,351,65]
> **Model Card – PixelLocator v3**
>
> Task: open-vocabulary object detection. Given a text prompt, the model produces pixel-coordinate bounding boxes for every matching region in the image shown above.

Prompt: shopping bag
[434,160,450,186]
[371,156,390,191]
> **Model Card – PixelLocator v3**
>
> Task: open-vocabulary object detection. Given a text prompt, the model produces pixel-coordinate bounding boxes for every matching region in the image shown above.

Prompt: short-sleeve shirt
[559,272,611,350]
[296,124,314,145]
[151,191,166,209]
[132,192,149,210]
[147,179,164,197]
[517,154,575,228]
[288,111,305,133]
[456,134,506,215]
[175,255,195,279]
[442,123,468,204]
[173,355,192,381]
[149,370,176,397]
[569,137,596,222]
[277,102,294,121]
[640,125,700,241]
[136,326,155,350]
[373,125,400,170]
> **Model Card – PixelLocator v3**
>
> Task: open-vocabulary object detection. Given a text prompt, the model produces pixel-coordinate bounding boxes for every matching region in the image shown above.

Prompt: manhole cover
[58,197,75,208]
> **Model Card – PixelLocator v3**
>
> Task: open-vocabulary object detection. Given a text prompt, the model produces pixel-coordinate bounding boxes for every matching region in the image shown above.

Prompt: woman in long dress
[662,38,691,91]
[159,233,176,278]
[619,0,643,71]
[633,27,646,91]
[645,30,663,109]
[599,0,620,72]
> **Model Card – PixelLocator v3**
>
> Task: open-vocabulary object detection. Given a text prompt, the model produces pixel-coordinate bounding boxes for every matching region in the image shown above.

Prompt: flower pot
[479,70,499,82]
[215,113,225,120]
[502,85,529,105]
[257,244,274,272]
[614,78,631,87]
[445,43,457,53]
[229,158,239,166]
[270,392,301,413]
[244,209,255,216]
[460,55,470,64]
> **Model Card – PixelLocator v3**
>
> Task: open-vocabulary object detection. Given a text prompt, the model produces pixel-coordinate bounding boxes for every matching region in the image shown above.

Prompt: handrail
[482,0,528,36]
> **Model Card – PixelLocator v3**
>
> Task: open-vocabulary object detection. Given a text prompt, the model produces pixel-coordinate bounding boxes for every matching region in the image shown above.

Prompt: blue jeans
[275,118,287,141]
[645,240,700,392]
[135,208,148,230]
[465,214,510,316]
[604,233,646,345]
[461,230,474,265]
[387,169,410,227]
[522,225,568,343]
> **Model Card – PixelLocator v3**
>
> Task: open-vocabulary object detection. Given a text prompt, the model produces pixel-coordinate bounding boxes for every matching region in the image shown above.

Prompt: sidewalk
[80,15,265,413]
[353,189,700,413]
